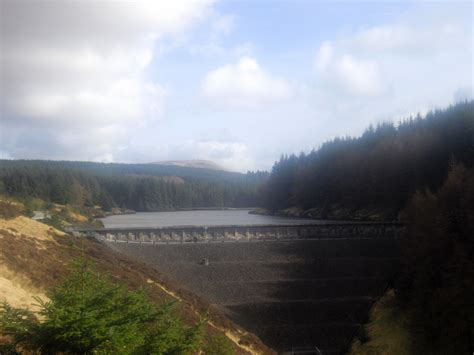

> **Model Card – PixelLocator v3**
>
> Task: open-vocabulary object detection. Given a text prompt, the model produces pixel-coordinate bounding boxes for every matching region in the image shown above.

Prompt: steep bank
[0,216,274,354]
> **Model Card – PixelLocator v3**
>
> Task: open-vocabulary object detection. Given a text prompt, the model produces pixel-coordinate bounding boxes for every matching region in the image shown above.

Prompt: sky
[0,0,472,172]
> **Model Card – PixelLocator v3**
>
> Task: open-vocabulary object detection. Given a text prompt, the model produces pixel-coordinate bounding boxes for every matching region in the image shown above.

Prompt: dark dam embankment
[106,232,400,354]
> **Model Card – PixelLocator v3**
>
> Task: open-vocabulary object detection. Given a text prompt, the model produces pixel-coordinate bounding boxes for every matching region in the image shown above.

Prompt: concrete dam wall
[81,222,402,243]
[100,224,402,354]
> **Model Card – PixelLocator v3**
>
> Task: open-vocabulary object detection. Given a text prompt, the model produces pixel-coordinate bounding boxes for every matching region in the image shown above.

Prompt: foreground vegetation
[351,290,411,355]
[1,261,208,354]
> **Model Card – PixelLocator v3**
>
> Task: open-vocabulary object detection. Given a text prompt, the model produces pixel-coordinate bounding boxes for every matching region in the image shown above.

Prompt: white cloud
[211,14,235,36]
[195,141,255,172]
[335,55,384,96]
[187,12,251,58]
[201,57,293,108]
[314,41,333,72]
[313,4,471,101]
[315,44,385,96]
[344,23,468,53]
[188,41,253,57]
[0,0,214,161]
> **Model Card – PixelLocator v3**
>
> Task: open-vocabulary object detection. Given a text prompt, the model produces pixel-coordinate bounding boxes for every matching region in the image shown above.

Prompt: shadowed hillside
[261,101,474,220]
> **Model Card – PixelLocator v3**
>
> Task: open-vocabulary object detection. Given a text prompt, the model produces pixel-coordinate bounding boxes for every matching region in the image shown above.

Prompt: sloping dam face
[107,238,400,354]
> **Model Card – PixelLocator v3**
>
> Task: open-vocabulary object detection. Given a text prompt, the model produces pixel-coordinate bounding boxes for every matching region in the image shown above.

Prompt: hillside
[261,101,474,220]
[0,214,274,354]
[150,160,226,171]
[0,160,268,212]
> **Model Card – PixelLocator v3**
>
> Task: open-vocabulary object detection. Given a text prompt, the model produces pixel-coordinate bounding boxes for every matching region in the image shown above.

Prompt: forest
[261,100,474,220]
[0,160,267,211]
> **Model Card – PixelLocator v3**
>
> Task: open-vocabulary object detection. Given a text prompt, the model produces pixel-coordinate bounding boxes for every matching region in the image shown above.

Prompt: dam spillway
[87,223,402,354]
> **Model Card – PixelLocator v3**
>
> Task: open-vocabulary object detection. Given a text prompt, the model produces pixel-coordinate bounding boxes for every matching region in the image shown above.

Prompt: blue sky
[1,1,472,171]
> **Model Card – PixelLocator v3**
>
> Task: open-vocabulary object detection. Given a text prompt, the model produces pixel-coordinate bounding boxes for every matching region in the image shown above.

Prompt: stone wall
[84,223,404,244]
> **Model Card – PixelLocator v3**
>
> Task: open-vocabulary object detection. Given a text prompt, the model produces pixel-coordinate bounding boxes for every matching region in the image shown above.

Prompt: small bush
[0,260,203,354]
[42,214,65,231]
[202,334,236,355]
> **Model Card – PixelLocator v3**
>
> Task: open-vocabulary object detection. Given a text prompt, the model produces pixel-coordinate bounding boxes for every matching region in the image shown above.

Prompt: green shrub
[42,214,64,231]
[0,260,203,354]
[202,334,236,355]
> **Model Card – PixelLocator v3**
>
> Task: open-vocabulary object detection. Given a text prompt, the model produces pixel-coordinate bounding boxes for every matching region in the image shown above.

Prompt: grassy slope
[350,290,412,355]
[0,216,274,355]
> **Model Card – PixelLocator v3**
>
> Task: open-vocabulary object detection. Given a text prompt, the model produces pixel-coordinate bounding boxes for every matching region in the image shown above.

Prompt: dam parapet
[75,222,404,244]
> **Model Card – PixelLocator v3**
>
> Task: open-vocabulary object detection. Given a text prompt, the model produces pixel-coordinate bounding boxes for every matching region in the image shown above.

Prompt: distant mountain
[149,160,226,171]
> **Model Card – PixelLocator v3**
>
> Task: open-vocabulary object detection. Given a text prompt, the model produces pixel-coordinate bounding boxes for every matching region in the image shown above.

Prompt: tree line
[261,101,474,220]
[0,160,268,211]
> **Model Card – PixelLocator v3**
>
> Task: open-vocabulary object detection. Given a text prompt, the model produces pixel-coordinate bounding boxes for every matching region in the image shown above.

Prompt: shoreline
[250,206,399,222]
[105,207,257,216]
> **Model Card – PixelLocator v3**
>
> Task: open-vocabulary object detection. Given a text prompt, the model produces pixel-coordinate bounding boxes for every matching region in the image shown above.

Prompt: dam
[79,217,403,354]
[77,221,401,243]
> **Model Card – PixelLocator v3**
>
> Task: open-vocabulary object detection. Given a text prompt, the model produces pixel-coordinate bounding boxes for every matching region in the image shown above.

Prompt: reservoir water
[100,209,322,228]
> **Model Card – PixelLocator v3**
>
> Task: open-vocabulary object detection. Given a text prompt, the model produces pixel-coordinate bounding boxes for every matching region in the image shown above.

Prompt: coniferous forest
[0,160,267,211]
[261,101,474,220]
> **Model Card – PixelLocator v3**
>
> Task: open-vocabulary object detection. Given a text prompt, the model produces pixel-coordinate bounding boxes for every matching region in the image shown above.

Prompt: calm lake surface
[100,209,322,228]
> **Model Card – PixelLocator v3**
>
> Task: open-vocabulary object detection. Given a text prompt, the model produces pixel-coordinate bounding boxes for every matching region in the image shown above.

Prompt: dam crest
[76,222,403,244]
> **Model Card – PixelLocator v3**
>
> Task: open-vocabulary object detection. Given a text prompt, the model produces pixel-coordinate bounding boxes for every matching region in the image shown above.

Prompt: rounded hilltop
[149,160,226,171]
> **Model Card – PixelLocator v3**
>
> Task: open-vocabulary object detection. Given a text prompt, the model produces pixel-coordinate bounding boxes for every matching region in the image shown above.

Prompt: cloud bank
[1,0,214,161]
